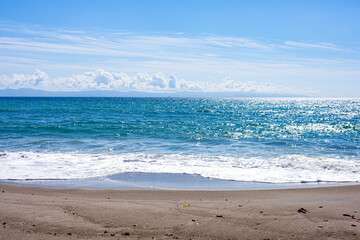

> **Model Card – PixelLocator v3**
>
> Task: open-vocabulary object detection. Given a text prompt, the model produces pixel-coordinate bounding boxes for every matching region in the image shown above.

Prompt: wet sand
[1,183,359,239]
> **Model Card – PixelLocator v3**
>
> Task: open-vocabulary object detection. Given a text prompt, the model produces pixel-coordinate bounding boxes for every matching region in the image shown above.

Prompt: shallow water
[1,173,352,190]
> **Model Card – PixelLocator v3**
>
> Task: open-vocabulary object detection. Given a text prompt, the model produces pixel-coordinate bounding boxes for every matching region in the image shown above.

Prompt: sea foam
[1,151,359,183]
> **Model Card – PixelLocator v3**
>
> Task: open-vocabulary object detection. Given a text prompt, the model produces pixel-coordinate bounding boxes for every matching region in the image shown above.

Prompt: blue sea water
[0,97,359,183]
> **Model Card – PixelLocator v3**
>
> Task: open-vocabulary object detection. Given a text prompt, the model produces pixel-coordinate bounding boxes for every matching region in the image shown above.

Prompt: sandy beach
[0,183,359,239]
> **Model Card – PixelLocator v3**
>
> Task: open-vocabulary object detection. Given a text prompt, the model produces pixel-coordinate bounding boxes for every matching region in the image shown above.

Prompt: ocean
[0,97,359,185]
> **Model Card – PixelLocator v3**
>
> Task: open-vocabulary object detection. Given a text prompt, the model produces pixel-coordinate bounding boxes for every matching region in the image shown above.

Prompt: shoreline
[1,183,359,239]
[1,172,357,190]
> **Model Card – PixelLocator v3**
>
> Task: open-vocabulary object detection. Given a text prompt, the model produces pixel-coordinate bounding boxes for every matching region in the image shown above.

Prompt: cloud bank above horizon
[0,69,301,95]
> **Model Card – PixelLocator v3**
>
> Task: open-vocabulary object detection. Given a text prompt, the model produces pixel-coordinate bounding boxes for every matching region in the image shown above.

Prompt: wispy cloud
[284,41,341,50]
[206,36,272,50]
[0,31,273,60]
[0,22,348,55]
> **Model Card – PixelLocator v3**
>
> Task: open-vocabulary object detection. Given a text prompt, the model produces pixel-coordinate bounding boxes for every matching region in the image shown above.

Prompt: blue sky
[0,0,360,96]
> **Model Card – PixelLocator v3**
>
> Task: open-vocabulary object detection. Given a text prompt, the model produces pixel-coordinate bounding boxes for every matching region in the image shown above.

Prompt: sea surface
[0,97,359,184]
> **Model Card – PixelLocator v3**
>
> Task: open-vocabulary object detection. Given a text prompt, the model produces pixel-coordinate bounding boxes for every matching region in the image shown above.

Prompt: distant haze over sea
[0,88,303,98]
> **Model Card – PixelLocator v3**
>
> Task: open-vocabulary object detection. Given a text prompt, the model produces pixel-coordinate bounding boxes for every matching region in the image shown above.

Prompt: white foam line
[0,151,359,183]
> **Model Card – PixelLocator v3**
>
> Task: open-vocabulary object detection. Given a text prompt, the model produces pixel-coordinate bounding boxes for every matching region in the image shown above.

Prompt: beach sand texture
[1,183,359,240]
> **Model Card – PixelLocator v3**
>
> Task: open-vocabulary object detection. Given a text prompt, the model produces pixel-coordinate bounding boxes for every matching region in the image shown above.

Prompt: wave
[0,151,359,183]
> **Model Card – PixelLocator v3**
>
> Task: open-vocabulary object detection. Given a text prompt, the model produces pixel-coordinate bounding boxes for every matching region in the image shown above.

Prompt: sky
[0,0,360,97]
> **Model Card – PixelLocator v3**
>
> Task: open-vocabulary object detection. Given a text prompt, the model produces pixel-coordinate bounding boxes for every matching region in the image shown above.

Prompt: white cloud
[0,69,49,88]
[168,74,177,88]
[0,69,300,95]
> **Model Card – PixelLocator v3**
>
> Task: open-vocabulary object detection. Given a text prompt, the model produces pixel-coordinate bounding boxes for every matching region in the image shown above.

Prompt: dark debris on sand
[297,208,308,214]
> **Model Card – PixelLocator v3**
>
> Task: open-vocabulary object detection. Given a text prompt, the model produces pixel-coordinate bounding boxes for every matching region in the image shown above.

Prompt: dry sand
[0,183,359,240]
